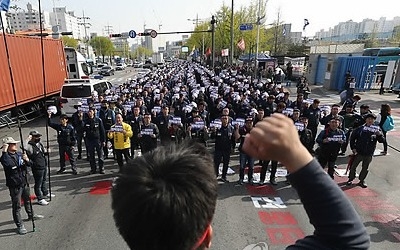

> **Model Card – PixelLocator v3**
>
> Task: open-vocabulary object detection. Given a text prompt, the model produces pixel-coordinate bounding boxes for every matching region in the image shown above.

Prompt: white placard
[217,100,227,109]
[78,105,89,112]
[111,125,124,132]
[327,134,344,142]
[283,108,294,116]
[152,106,161,114]
[295,122,304,131]
[232,118,245,127]
[363,125,380,133]
[210,120,222,129]
[141,128,154,136]
[47,106,57,114]
[191,121,205,129]
[169,117,182,125]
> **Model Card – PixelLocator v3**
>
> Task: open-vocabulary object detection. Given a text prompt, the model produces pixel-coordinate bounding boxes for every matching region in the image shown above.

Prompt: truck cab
[64,47,91,79]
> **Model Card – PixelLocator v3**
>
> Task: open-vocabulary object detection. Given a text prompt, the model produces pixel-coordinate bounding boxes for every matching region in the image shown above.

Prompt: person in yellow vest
[108,113,133,172]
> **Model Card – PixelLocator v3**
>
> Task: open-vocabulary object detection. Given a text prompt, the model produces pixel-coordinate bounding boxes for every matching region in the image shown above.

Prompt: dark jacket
[212,124,235,152]
[126,114,143,139]
[84,117,106,143]
[316,128,346,155]
[48,120,76,146]
[139,123,159,151]
[350,125,385,156]
[1,151,30,187]
[25,141,47,170]
[98,108,116,131]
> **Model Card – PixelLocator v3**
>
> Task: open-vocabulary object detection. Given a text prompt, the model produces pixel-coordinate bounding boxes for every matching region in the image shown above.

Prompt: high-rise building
[7,3,51,32]
[49,7,85,39]
[144,28,153,51]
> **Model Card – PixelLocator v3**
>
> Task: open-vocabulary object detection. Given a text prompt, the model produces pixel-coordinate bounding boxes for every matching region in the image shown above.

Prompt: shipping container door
[314,55,327,85]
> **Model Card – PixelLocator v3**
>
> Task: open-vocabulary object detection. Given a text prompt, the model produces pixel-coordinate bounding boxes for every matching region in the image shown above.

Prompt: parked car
[100,65,115,76]
[133,62,143,68]
[143,60,154,69]
[115,63,126,71]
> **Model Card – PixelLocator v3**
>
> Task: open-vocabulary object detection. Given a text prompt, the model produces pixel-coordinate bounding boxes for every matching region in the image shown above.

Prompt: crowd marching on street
[1,60,396,235]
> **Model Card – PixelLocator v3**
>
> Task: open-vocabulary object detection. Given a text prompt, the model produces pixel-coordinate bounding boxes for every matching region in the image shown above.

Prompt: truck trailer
[0,34,87,128]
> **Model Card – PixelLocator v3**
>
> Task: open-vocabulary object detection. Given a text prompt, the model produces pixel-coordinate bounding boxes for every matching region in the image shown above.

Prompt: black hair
[111,141,217,250]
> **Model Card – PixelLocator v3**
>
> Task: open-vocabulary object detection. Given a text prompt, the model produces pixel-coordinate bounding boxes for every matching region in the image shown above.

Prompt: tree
[61,36,78,49]
[132,46,153,60]
[89,36,115,62]
[185,0,271,65]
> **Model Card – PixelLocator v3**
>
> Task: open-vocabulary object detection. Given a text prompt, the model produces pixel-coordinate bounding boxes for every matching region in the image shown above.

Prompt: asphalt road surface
[0,73,399,249]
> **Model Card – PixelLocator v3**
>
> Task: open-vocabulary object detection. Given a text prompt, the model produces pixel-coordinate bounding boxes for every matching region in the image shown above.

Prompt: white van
[59,79,112,117]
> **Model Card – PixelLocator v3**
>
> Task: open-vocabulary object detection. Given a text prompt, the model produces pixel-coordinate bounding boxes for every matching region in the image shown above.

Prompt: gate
[334,56,377,91]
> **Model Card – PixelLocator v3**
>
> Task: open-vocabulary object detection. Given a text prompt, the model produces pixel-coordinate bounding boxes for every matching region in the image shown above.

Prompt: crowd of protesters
[47,60,393,186]
[1,59,395,236]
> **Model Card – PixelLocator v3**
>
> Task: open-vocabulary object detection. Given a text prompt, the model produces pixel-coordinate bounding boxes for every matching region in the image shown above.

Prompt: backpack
[382,115,394,132]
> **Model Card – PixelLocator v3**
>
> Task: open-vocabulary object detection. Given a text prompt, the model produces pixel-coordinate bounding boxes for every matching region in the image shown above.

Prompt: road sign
[150,29,157,38]
[121,32,129,38]
[239,23,253,31]
[129,30,136,38]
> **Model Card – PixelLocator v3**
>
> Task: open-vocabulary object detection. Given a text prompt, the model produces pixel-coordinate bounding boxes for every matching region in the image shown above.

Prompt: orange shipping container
[0,34,67,112]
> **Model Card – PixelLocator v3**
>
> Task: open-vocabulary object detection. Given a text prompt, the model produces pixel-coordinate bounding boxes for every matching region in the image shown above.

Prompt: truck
[0,34,89,128]
[152,52,164,67]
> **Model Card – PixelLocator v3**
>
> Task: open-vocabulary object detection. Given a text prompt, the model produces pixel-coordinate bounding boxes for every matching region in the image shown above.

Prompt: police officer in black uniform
[211,114,236,182]
[48,112,77,174]
[84,107,106,174]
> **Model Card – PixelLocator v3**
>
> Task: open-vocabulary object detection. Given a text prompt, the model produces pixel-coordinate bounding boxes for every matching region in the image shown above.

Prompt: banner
[221,48,229,57]
[237,38,245,51]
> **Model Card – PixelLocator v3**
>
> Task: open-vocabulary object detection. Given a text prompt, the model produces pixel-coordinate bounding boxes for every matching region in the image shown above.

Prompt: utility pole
[78,11,91,59]
[230,0,234,65]
[254,0,261,80]
[211,15,216,69]
[104,25,113,36]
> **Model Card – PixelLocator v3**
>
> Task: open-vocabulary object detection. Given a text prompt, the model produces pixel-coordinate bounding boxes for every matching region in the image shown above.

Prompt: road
[0,70,399,249]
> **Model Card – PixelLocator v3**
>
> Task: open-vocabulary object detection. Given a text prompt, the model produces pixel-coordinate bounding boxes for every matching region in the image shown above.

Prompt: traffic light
[137,32,151,36]
[109,34,122,38]
[61,32,73,36]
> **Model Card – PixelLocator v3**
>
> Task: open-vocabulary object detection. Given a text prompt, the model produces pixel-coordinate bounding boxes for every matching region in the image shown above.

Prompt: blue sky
[13,0,400,41]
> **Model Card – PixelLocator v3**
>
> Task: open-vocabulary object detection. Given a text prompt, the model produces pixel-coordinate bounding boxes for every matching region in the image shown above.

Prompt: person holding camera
[1,137,43,235]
